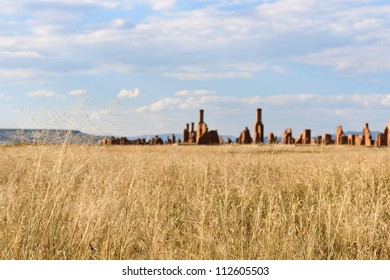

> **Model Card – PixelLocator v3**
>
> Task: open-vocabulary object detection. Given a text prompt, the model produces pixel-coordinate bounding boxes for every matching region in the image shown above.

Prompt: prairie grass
[1,144,390,260]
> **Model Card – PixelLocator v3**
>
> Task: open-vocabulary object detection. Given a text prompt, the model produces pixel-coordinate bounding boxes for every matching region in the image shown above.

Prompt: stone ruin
[335,125,347,145]
[183,122,197,144]
[237,126,252,144]
[295,129,312,144]
[375,120,390,147]
[196,109,208,143]
[98,136,147,145]
[279,121,390,148]
[282,128,294,144]
[321,134,333,145]
[181,109,220,145]
[98,135,165,146]
[346,123,373,147]
[98,107,390,148]
[198,130,220,145]
[363,123,373,146]
[165,134,176,145]
[268,133,278,144]
[347,134,355,146]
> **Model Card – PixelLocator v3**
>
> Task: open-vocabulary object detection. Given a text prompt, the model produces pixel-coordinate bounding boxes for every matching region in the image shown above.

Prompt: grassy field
[1,143,390,260]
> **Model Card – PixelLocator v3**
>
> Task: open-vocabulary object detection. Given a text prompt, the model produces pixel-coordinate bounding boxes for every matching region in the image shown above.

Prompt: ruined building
[282,128,294,144]
[98,106,390,148]
[347,134,355,146]
[335,125,347,145]
[165,134,176,145]
[253,108,264,144]
[362,123,373,146]
[189,123,196,144]
[196,109,208,143]
[151,135,164,145]
[268,133,278,144]
[183,122,196,144]
[182,109,220,145]
[322,134,333,145]
[295,129,312,144]
[237,127,252,144]
[198,130,220,145]
[387,120,390,146]
[375,120,390,147]
[183,123,189,143]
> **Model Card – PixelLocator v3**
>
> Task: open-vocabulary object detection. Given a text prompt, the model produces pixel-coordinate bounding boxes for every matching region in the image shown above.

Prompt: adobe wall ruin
[237,127,252,144]
[181,109,220,145]
[98,107,390,147]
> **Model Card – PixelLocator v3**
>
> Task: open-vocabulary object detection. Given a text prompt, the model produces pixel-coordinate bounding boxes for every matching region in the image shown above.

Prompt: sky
[1,0,390,137]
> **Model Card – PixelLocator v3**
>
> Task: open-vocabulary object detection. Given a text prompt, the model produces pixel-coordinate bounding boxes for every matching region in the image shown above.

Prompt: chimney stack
[199,109,204,123]
[256,108,262,123]
[253,108,264,144]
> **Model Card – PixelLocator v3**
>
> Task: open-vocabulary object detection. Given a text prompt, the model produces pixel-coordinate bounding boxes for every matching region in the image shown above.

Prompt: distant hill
[0,129,103,144]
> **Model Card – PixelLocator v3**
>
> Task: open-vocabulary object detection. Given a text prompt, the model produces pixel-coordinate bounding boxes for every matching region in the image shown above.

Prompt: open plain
[1,144,390,260]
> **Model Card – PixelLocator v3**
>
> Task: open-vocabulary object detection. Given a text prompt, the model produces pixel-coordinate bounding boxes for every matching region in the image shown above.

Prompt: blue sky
[1,0,390,137]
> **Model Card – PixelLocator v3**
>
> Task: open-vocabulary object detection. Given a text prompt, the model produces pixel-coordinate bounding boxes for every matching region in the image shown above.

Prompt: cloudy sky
[1,0,390,137]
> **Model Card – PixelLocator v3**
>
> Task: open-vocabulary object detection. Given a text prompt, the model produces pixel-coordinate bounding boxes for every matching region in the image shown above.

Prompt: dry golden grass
[1,143,390,260]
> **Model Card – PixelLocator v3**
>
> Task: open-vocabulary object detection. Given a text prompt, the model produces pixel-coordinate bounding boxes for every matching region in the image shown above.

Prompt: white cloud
[235,62,268,72]
[145,0,176,10]
[174,90,216,96]
[134,106,149,113]
[380,95,390,106]
[70,64,136,76]
[117,88,141,99]
[0,94,12,100]
[2,0,389,84]
[69,89,87,96]
[242,94,317,105]
[0,0,120,14]
[164,72,254,80]
[0,68,46,79]
[136,98,181,112]
[0,51,42,58]
[178,95,234,109]
[136,92,390,115]
[301,45,390,73]
[164,62,266,80]
[27,90,56,97]
[111,18,126,27]
[272,65,287,73]
[89,109,112,121]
